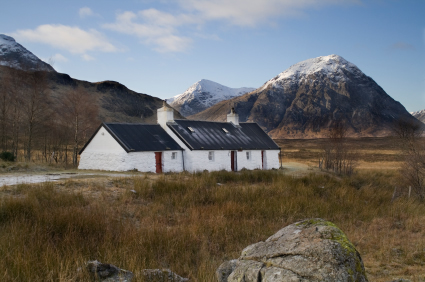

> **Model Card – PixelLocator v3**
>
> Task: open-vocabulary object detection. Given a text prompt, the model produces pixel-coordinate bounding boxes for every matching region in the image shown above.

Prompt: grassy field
[276,137,404,170]
[1,137,425,281]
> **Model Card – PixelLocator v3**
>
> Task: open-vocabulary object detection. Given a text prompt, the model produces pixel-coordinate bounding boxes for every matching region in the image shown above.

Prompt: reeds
[0,170,424,281]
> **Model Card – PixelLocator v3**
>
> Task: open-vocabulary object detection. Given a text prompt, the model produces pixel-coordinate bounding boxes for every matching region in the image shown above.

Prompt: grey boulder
[217,218,368,282]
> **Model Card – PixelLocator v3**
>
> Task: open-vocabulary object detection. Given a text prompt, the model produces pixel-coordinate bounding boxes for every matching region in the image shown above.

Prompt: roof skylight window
[222,128,229,134]
[188,127,195,133]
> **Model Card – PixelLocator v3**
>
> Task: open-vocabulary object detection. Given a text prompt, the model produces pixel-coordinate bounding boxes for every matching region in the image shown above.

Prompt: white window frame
[171,152,177,160]
[208,151,214,161]
[246,151,251,160]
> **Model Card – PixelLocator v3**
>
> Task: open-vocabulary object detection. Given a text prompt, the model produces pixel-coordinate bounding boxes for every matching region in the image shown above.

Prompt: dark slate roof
[80,123,183,154]
[167,120,279,150]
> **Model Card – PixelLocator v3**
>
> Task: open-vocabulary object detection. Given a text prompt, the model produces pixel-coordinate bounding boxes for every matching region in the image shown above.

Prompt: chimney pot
[227,107,239,125]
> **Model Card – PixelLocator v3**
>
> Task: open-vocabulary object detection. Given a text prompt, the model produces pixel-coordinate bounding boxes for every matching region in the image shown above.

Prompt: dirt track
[0,162,317,186]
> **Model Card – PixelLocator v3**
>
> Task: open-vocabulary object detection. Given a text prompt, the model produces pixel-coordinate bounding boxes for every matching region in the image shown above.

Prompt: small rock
[142,269,189,281]
[86,260,133,282]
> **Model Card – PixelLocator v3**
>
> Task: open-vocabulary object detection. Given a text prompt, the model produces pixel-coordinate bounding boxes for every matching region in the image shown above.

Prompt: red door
[261,151,264,170]
[231,151,235,171]
[155,152,162,173]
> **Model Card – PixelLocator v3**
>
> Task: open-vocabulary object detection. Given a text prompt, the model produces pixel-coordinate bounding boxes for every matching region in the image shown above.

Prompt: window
[171,152,177,160]
[246,151,251,160]
[188,127,195,133]
[208,151,214,161]
[222,128,229,134]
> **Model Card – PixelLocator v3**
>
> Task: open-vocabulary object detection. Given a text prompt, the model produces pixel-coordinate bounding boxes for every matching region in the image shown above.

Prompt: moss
[296,219,367,281]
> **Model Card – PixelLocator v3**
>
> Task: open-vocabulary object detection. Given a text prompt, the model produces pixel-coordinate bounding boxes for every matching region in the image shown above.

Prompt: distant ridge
[0,35,183,124]
[190,55,419,138]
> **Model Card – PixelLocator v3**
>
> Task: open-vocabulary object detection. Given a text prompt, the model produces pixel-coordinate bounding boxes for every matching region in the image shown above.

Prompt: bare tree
[0,67,27,159]
[393,119,425,200]
[0,73,10,151]
[20,70,52,161]
[319,120,357,175]
[60,86,99,166]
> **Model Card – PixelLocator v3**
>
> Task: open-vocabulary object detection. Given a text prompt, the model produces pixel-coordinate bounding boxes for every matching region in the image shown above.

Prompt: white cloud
[103,0,359,52]
[12,24,118,58]
[79,7,94,18]
[103,10,193,53]
[178,0,360,26]
[51,53,68,63]
[81,54,95,61]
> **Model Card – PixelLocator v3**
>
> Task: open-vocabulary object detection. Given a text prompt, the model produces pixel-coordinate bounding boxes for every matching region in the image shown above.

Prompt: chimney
[227,107,239,126]
[157,101,174,129]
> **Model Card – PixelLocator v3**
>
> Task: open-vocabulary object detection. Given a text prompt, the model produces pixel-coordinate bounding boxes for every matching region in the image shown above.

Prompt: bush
[0,151,15,162]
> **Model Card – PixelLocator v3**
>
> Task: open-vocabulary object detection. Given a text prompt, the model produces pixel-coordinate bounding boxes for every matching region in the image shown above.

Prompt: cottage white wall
[82,126,125,153]
[125,152,156,172]
[79,126,129,171]
[162,151,184,172]
[183,150,230,172]
[237,150,262,170]
[263,150,280,170]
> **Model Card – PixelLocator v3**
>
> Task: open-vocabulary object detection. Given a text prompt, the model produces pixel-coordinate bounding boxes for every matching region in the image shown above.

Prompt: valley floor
[0,137,424,281]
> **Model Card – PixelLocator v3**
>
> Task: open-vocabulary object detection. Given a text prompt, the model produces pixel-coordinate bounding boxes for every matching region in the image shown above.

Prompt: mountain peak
[168,80,255,117]
[0,34,16,44]
[261,54,362,90]
[0,34,55,72]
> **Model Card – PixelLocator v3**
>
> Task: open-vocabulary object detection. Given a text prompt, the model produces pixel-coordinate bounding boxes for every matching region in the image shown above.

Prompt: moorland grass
[0,170,425,281]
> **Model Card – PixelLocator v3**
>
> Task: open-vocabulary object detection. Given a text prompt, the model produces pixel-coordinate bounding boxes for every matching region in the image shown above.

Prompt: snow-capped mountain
[411,109,425,123]
[168,79,255,117]
[0,34,55,72]
[259,54,362,91]
[191,55,418,138]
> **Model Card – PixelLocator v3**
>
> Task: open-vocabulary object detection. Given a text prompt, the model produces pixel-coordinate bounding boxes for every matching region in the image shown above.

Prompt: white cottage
[79,104,280,172]
[78,123,184,173]
[157,105,280,172]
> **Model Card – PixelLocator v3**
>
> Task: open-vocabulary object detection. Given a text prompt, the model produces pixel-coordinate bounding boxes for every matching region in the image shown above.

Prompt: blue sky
[2,0,425,111]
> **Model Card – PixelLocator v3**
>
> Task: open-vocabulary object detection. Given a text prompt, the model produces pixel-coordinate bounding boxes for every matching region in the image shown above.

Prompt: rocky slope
[190,55,418,138]
[168,79,255,117]
[0,34,55,72]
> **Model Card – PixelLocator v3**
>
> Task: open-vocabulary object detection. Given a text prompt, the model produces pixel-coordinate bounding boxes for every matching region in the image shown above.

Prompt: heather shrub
[0,151,15,162]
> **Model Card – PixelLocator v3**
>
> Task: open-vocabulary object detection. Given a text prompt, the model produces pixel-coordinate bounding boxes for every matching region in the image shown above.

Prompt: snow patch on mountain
[0,34,55,72]
[168,79,255,116]
[411,109,425,123]
[411,109,425,116]
[260,54,363,90]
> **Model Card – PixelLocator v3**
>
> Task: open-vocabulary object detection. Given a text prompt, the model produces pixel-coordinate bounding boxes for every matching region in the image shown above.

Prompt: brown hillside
[0,65,183,124]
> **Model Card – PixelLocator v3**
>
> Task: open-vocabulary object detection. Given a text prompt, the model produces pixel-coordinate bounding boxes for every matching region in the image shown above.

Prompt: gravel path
[0,172,136,186]
[0,162,316,186]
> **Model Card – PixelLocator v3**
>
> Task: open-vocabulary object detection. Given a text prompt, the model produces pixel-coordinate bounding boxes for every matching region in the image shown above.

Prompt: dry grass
[276,137,405,169]
[0,169,425,281]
